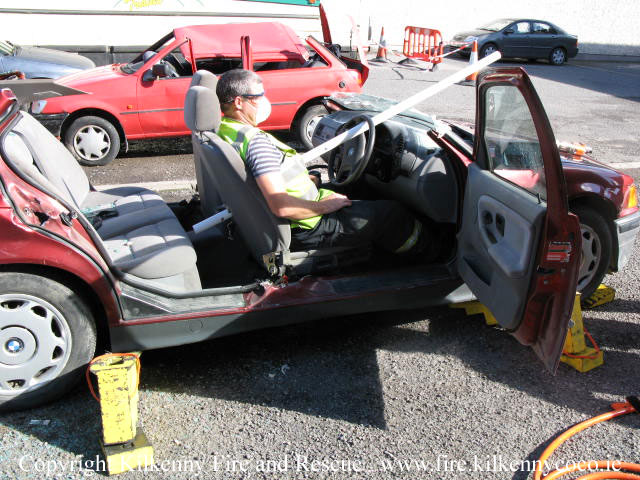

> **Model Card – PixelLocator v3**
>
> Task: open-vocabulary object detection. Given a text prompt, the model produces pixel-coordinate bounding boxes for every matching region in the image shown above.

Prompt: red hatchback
[32,22,368,166]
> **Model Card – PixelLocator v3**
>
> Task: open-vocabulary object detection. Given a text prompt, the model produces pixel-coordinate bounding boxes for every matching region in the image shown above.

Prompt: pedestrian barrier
[402,26,444,67]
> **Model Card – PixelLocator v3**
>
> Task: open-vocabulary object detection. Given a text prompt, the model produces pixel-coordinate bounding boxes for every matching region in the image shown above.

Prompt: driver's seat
[183,85,369,275]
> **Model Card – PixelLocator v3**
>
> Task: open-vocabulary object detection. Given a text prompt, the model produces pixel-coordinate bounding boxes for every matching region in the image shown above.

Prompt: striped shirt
[245,133,283,178]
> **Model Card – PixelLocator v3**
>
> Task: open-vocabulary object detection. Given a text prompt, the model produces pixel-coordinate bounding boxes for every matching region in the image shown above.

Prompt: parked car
[0,66,638,412]
[447,18,578,65]
[0,40,95,79]
[31,21,368,167]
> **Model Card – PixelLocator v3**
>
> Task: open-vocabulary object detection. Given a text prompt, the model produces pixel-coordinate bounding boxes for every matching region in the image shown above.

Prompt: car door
[137,42,193,137]
[501,21,532,58]
[530,22,559,58]
[457,67,581,373]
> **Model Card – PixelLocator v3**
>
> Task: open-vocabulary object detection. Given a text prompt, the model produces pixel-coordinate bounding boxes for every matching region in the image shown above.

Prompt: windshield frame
[121,32,175,74]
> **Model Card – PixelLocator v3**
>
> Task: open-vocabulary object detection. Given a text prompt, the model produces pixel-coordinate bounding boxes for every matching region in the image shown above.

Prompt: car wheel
[0,272,97,412]
[549,47,567,66]
[572,206,613,301]
[64,115,121,166]
[296,104,328,150]
[480,43,498,59]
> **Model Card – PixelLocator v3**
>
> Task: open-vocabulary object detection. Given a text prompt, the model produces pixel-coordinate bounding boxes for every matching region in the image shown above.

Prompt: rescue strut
[299,51,501,164]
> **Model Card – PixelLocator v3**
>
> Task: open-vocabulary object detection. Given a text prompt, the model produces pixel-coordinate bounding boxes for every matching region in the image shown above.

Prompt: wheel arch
[569,194,618,269]
[60,108,127,153]
[0,264,112,351]
[292,96,327,130]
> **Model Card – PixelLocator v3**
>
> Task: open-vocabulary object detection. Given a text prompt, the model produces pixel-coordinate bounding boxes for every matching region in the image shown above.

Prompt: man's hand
[319,192,352,213]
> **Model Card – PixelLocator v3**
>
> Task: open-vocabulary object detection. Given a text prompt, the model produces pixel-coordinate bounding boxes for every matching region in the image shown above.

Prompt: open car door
[457,67,581,373]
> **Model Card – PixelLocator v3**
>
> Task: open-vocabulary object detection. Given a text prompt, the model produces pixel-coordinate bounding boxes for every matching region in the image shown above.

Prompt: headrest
[184,86,222,133]
[3,131,35,170]
[189,70,218,90]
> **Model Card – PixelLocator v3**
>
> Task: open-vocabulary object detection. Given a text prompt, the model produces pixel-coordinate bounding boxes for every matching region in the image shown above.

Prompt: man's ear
[233,95,244,112]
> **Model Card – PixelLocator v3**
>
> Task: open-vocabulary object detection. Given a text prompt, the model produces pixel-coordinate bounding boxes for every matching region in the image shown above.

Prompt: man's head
[216,69,271,127]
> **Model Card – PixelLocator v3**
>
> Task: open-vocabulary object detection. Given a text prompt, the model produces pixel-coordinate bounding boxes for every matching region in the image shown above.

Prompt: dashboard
[312,111,460,224]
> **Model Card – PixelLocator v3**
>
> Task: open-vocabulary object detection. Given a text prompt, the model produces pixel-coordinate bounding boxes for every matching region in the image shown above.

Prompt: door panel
[459,67,580,372]
[459,164,545,330]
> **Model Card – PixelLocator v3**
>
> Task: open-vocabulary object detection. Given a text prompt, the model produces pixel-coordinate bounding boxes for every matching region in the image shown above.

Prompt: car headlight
[31,100,47,114]
[464,36,478,43]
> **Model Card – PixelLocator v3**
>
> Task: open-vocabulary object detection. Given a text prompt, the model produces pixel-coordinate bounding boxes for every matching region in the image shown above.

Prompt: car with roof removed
[0,63,638,412]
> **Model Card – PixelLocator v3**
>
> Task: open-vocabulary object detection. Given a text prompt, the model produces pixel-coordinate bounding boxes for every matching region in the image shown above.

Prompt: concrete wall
[322,0,640,57]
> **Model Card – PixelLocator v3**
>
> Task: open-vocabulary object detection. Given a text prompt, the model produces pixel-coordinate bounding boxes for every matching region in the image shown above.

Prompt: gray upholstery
[190,69,219,90]
[185,80,223,217]
[184,86,221,133]
[200,139,291,263]
[3,112,201,292]
[102,217,197,279]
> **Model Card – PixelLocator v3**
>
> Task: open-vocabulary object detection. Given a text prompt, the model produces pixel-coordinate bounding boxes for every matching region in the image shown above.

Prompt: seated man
[215,69,436,257]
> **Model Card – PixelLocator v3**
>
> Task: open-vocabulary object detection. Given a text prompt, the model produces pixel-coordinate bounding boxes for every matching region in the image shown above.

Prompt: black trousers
[291,200,425,254]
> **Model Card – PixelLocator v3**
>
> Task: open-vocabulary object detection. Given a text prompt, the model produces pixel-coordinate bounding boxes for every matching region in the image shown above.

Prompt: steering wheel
[328,115,376,187]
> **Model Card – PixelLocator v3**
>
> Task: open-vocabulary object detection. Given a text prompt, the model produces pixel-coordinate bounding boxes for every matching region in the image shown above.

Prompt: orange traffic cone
[372,26,388,62]
[465,40,479,82]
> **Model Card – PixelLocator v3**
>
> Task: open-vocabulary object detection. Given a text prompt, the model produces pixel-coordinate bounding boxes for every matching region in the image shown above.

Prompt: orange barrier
[402,26,444,65]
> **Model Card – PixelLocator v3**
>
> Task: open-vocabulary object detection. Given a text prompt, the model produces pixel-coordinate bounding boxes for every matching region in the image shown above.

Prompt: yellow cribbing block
[101,430,154,475]
[582,284,616,309]
[89,354,139,445]
[561,294,604,372]
[449,300,498,325]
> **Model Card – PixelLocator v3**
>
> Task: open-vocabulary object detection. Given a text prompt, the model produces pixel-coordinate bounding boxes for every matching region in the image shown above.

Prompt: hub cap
[552,49,565,64]
[305,114,325,143]
[576,223,601,291]
[0,294,72,394]
[73,125,110,162]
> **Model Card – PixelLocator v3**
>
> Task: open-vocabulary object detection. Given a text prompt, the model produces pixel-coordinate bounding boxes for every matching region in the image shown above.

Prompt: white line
[606,161,640,170]
[95,180,196,193]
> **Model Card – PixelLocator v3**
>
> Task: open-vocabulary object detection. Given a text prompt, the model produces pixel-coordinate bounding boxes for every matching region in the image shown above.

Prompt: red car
[0,67,638,413]
[32,21,368,166]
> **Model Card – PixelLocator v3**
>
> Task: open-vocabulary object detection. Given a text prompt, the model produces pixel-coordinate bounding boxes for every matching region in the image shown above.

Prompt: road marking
[95,180,195,193]
[607,161,640,170]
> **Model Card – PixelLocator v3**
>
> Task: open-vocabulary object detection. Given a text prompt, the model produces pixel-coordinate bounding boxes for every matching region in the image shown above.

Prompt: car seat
[183,85,369,275]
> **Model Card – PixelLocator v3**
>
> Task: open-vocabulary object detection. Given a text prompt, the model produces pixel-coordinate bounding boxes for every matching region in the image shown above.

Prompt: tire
[549,47,567,66]
[0,272,97,412]
[296,104,328,150]
[571,206,613,301]
[64,115,121,166]
[480,43,498,59]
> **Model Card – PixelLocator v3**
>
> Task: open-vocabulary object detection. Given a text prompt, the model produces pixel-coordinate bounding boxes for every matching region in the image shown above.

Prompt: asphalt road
[1,56,639,480]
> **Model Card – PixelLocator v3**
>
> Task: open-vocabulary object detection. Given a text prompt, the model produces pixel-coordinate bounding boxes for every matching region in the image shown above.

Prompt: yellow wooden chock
[582,284,616,309]
[89,353,154,475]
[560,294,604,372]
[449,300,498,325]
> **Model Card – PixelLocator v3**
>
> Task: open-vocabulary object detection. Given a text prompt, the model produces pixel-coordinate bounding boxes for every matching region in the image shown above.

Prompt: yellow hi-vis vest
[217,118,333,230]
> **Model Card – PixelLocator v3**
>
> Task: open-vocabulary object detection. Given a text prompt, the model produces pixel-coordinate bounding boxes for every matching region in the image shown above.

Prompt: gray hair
[216,69,262,113]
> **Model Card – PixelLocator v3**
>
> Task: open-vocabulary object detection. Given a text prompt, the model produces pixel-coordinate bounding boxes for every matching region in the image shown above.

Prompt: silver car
[0,40,95,79]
